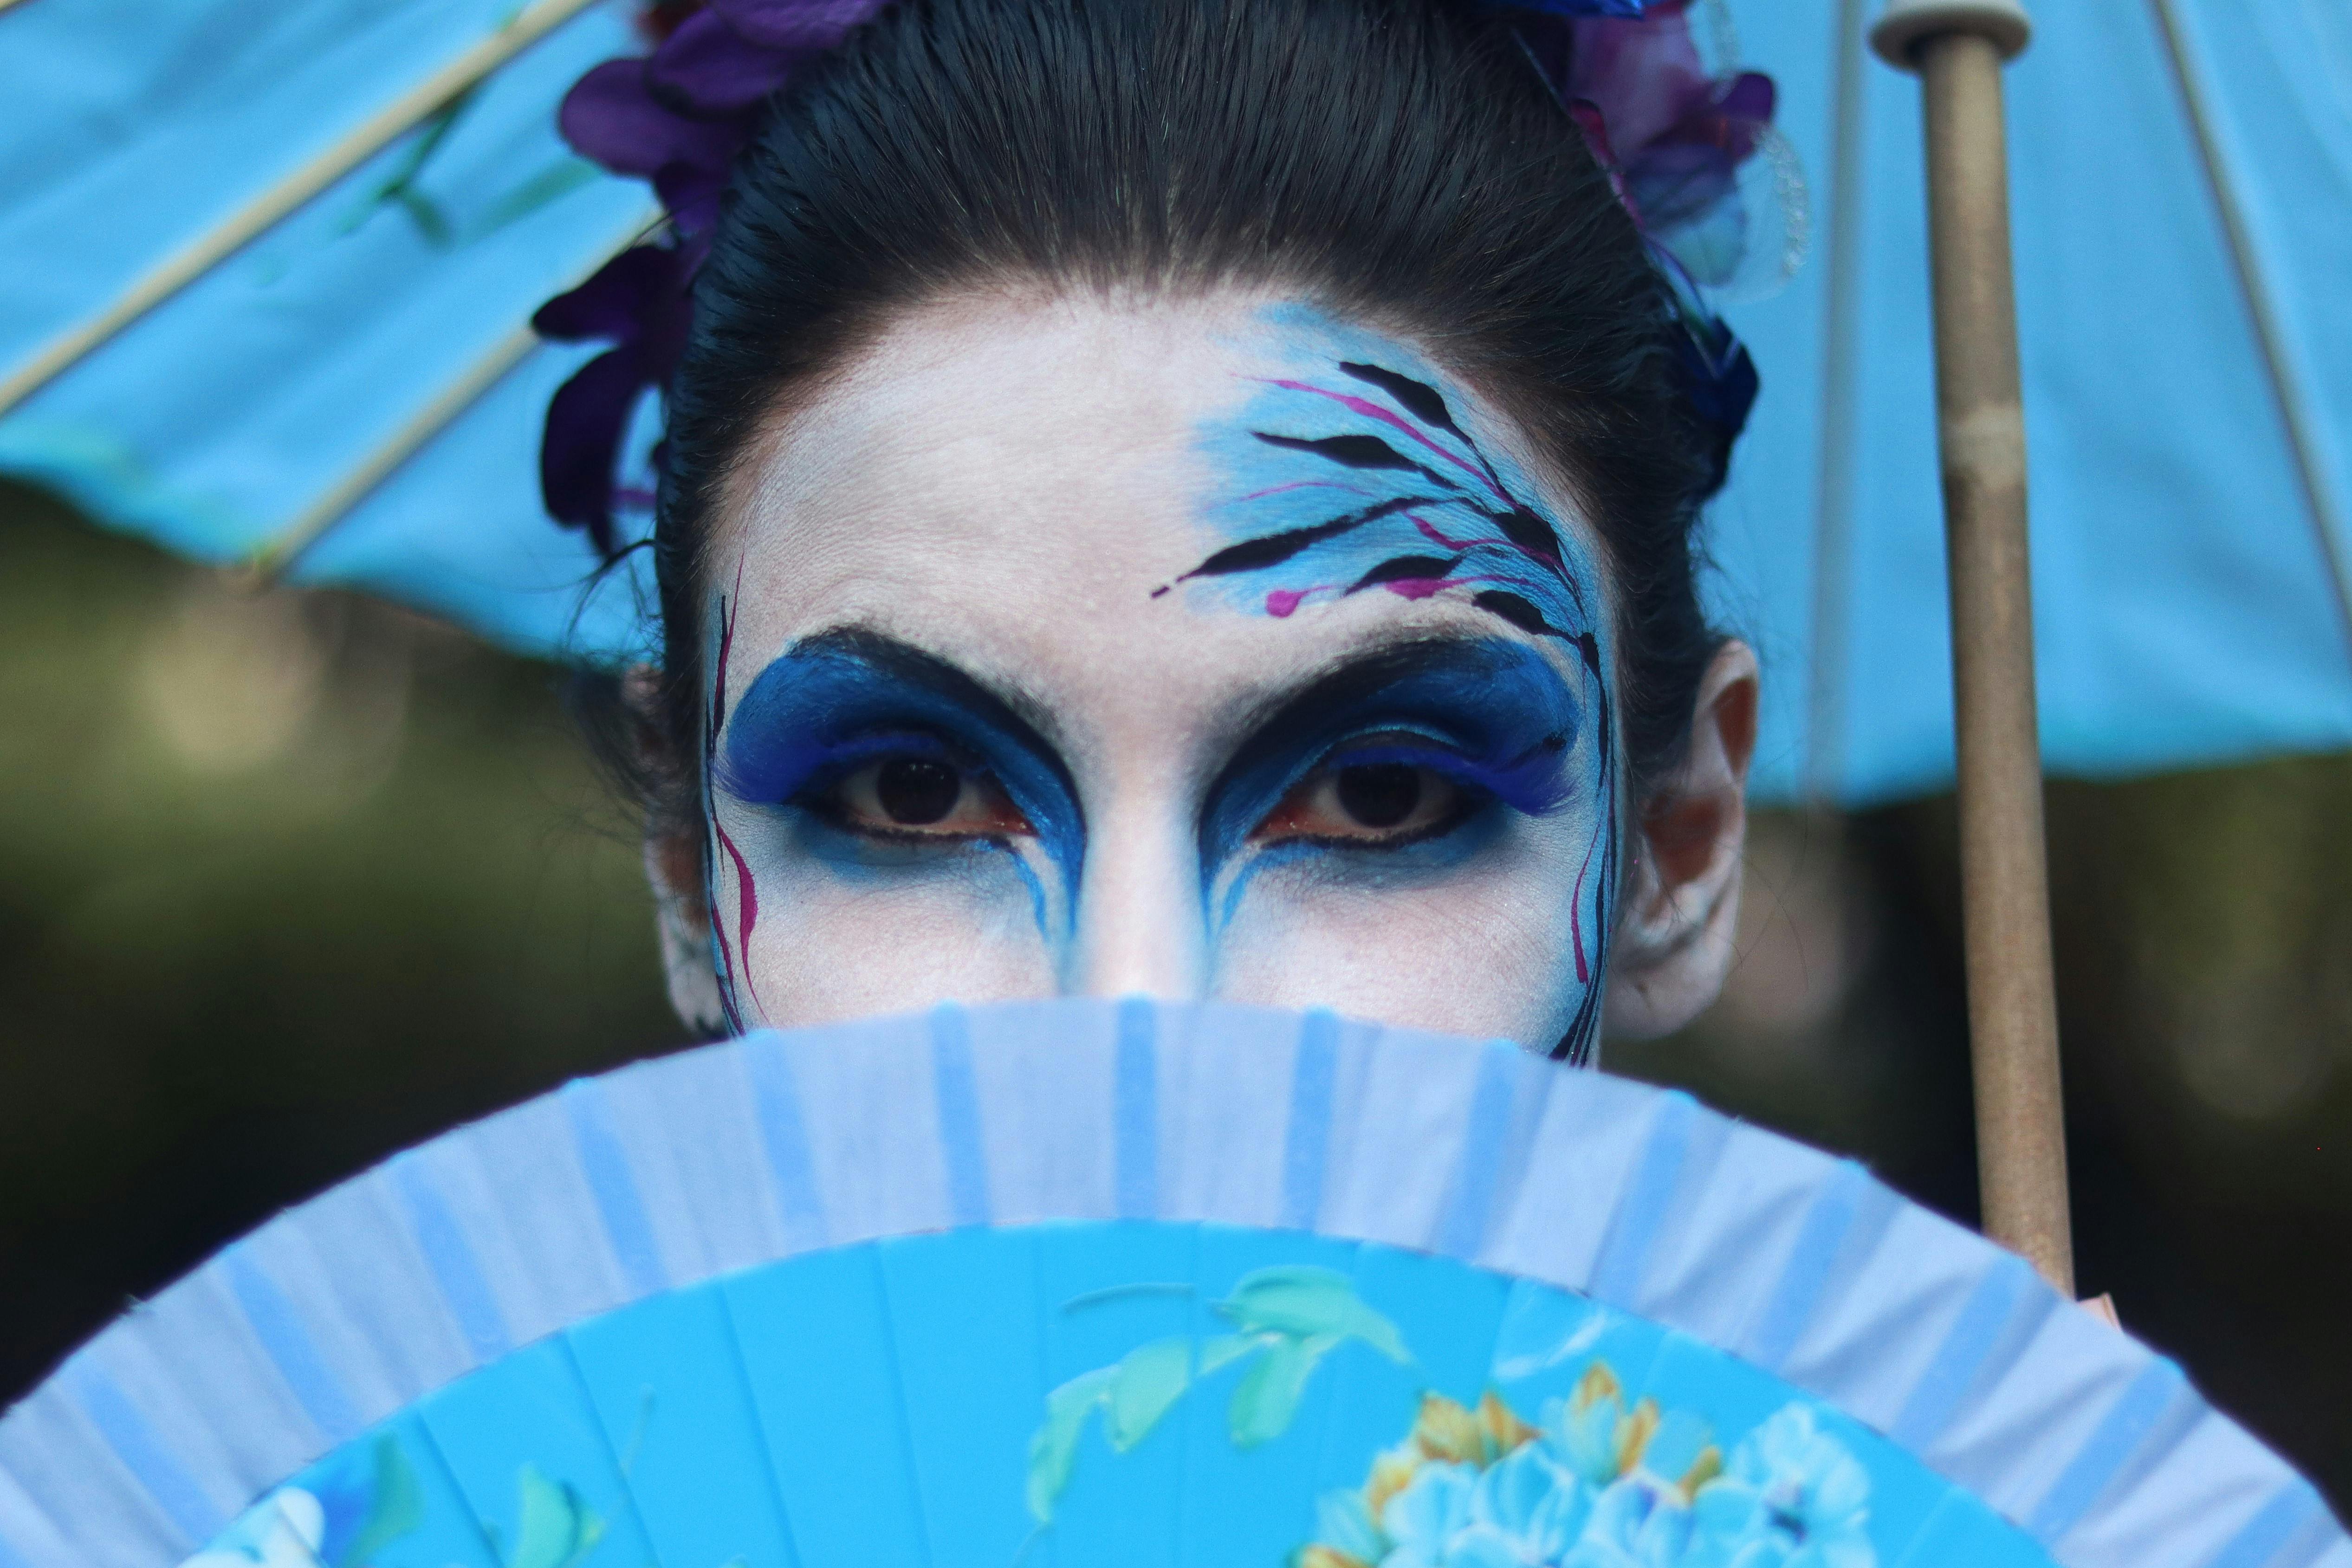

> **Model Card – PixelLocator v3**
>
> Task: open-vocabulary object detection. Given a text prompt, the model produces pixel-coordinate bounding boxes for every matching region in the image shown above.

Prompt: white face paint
[695,288,1623,1058]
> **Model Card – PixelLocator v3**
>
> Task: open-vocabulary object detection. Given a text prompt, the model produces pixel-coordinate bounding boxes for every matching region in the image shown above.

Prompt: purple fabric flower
[1505,0,1646,15]
[1567,2,1773,247]
[533,243,692,553]
[1517,0,1772,473]
[537,0,889,551]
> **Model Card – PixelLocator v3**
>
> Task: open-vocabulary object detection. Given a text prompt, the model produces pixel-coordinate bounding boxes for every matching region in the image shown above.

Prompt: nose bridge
[1067,781,1207,1001]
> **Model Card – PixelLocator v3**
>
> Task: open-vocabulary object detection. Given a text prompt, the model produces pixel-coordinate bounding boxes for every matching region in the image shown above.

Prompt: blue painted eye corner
[788,744,1039,847]
[1246,747,1496,854]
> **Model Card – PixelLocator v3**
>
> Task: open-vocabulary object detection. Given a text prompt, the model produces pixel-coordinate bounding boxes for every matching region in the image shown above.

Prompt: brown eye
[825,755,1034,839]
[1334,762,1421,829]
[1252,758,1468,846]
[875,758,959,824]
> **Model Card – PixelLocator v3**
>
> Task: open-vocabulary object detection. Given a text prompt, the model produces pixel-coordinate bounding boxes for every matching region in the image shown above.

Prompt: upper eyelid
[1300,729,1488,781]
[720,631,1082,799]
[754,731,962,803]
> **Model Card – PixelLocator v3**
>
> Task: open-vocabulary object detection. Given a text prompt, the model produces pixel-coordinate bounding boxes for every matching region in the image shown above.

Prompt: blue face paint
[716,630,1087,938]
[1163,304,1603,649]
[1198,638,1582,875]
[692,307,1622,1063]
[1172,306,1621,1065]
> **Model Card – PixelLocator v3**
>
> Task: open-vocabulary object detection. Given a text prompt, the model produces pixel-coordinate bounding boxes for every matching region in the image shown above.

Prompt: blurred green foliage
[1,484,2344,1501]
[0,489,682,1391]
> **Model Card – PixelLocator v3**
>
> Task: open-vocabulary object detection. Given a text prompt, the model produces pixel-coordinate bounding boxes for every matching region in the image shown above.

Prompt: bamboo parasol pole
[1871,0,2074,1295]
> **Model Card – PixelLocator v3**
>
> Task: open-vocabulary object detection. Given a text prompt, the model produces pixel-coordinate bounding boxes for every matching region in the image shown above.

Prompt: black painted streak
[1339,361,1462,436]
[1255,431,1425,474]
[1471,590,1564,638]
[1497,505,1565,566]
[1551,628,1615,1067]
[1179,495,1436,579]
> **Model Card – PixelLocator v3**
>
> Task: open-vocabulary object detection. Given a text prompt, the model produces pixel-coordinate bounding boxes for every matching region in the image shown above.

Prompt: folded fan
[0,999,2339,1568]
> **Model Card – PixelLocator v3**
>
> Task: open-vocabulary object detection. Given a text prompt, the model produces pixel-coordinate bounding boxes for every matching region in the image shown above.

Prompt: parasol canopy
[1,0,2348,803]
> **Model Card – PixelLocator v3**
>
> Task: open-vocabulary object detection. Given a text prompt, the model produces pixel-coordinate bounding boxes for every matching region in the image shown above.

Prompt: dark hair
[589,0,1728,845]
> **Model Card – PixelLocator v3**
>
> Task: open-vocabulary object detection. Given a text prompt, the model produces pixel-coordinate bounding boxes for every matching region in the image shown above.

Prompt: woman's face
[686,291,1670,1058]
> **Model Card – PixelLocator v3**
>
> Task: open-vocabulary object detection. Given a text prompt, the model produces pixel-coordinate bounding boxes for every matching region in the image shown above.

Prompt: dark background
[4,484,2346,1503]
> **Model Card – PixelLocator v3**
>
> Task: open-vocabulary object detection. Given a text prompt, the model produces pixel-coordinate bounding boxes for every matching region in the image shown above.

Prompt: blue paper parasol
[0,0,660,659]
[0,1001,2341,1567]
[2,0,2348,800]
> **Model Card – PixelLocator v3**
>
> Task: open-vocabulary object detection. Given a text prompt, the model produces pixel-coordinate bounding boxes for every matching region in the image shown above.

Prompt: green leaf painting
[501,1466,606,1568]
[1228,1331,1343,1449]
[1028,1366,1119,1522]
[326,78,606,257]
[1025,1267,1410,1524]
[1217,1268,1411,1364]
[335,1437,424,1568]
[1107,1336,1194,1450]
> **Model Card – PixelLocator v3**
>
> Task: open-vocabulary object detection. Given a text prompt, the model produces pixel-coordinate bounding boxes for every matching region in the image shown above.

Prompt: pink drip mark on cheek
[1568,825,1598,985]
[706,560,764,1023]
[716,825,761,1003]
[1563,635,1615,1004]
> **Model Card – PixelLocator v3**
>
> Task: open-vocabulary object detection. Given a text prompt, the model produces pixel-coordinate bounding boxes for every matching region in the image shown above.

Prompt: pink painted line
[716,822,763,1013]
[1568,829,1596,985]
[1411,512,1562,569]
[1231,479,1367,506]
[1252,377,1508,504]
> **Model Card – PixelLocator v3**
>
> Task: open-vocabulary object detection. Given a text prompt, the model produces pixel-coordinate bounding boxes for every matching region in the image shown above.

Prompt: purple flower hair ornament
[1505,0,1775,479]
[535,0,893,554]
[534,0,1776,550]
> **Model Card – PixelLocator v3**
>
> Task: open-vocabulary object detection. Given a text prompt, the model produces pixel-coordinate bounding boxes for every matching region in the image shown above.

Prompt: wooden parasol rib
[0,0,605,420]
[2146,0,2352,659]
[1872,0,2075,1295]
[245,212,661,582]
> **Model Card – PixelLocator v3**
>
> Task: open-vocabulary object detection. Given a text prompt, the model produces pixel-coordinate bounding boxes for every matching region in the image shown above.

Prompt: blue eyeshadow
[718,631,1086,886]
[1197,636,1584,877]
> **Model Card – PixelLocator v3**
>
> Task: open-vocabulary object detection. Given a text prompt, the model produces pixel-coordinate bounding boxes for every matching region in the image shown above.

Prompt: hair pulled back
[600,0,1727,840]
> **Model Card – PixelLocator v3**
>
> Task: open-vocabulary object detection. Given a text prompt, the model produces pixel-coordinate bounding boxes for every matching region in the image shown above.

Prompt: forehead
[711,289,1602,713]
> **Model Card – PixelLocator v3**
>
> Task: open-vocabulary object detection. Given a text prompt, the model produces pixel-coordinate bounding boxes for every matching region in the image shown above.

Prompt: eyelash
[792,737,1011,837]
[1248,735,1495,852]
[786,731,1498,857]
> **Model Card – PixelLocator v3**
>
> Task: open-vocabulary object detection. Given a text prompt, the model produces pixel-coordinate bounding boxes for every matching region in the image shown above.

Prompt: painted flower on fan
[181,1488,327,1568]
[1547,1363,1665,1486]
[1683,1407,1872,1568]
[1296,1374,1876,1568]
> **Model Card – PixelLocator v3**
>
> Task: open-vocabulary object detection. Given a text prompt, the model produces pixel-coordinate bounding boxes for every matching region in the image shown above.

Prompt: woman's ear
[624,665,732,1037]
[1604,639,1760,1043]
[647,828,730,1037]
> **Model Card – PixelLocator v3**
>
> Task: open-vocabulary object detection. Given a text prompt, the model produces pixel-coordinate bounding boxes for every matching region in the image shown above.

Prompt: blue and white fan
[0,1000,2341,1568]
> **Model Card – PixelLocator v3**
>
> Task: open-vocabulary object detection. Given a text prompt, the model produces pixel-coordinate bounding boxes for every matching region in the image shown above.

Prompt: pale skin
[644,287,1757,1058]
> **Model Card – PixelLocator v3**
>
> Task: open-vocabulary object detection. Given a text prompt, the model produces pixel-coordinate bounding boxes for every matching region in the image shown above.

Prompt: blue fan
[0,1000,2339,1568]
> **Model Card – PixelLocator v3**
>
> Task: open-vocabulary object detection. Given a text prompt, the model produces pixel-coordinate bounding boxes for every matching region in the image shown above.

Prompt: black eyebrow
[1201,635,1555,796]
[782,626,1080,795]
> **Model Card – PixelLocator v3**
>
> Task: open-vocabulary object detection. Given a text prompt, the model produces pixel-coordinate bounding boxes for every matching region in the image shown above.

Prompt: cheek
[712,808,1062,1029]
[1204,821,1595,1048]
